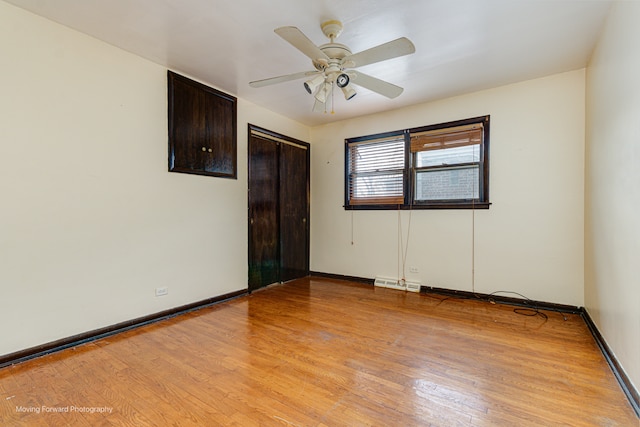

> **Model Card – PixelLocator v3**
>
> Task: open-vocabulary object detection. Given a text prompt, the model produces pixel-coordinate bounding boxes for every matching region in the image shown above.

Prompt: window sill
[344,201,491,210]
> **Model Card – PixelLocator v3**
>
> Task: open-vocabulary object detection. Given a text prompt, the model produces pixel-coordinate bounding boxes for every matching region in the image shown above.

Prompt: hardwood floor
[0,277,636,426]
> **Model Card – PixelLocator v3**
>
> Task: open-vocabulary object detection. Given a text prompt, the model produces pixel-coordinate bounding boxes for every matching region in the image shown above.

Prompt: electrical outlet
[155,287,168,297]
[410,266,419,273]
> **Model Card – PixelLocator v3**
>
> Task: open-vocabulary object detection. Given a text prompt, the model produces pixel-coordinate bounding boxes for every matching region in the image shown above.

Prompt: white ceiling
[5,0,612,126]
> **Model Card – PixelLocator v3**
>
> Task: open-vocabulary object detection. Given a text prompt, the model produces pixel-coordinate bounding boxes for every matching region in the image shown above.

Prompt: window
[346,132,405,205]
[345,116,489,209]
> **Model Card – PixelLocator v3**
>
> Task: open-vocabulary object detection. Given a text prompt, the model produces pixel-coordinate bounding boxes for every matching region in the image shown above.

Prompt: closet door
[279,142,309,282]
[248,127,309,292]
[248,135,280,291]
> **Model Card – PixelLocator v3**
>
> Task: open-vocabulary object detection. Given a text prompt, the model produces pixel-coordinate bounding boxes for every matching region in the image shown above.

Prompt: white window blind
[347,136,405,205]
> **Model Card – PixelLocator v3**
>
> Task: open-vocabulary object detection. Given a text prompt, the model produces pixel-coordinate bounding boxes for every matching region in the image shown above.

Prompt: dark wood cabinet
[168,71,237,178]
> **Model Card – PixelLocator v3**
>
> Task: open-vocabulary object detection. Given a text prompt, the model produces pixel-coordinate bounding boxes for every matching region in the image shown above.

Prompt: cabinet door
[170,78,208,172]
[202,93,236,174]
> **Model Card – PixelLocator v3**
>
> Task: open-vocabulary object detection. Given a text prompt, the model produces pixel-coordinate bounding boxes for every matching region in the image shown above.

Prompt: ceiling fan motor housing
[313,43,352,73]
[313,20,352,79]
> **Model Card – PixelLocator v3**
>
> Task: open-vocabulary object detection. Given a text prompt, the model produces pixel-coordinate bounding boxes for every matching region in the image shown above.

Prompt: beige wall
[0,2,308,356]
[585,0,640,397]
[310,70,586,306]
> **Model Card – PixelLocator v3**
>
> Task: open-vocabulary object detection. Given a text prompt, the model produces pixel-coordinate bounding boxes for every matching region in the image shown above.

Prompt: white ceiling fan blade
[350,71,404,99]
[249,71,320,88]
[275,26,330,62]
[343,37,415,68]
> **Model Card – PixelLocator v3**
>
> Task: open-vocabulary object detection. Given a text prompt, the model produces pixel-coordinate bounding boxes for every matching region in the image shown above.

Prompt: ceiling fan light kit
[336,73,350,88]
[315,81,333,103]
[249,19,415,114]
[341,84,357,101]
[304,74,325,94]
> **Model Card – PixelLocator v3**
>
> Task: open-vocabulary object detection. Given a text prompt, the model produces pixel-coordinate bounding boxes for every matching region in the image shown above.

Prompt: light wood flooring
[0,277,637,426]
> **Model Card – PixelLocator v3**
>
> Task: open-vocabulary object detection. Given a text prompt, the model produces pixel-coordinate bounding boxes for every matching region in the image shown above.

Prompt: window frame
[344,130,408,207]
[344,115,490,210]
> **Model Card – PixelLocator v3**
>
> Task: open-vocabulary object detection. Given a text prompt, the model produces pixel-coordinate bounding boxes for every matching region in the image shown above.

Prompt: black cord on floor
[424,289,568,321]
[424,293,452,306]
[486,290,568,321]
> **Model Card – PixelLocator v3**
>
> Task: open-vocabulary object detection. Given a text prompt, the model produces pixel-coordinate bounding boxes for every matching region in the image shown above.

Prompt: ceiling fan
[249,20,416,113]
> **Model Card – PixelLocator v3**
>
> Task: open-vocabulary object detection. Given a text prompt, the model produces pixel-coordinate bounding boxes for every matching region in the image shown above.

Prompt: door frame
[247,124,310,292]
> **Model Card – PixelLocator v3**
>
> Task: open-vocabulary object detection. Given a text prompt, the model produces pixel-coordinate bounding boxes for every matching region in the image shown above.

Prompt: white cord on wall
[397,209,400,282]
[471,166,479,294]
[398,206,413,284]
[471,198,476,294]
[351,209,354,245]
